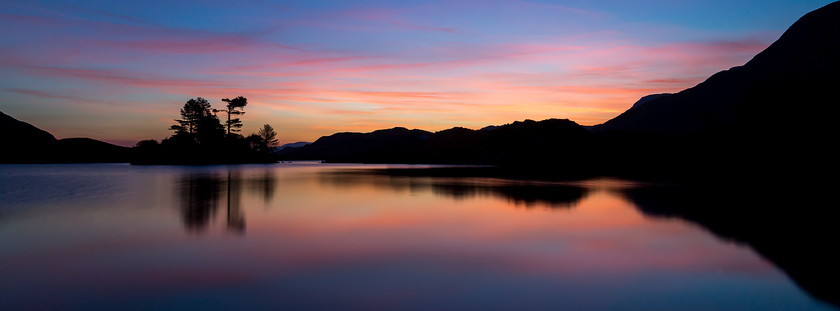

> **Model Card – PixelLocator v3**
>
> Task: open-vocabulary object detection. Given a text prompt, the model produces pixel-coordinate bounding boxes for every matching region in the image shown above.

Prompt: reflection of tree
[226,171,245,233]
[178,169,279,234]
[179,174,222,233]
[248,171,276,203]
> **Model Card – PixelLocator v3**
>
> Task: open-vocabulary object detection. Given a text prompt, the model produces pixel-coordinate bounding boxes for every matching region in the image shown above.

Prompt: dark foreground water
[0,163,834,310]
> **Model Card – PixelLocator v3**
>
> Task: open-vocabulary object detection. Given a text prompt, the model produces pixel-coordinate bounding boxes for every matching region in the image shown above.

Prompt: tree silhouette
[170,97,223,144]
[134,97,278,164]
[215,96,247,136]
[247,124,279,153]
[171,97,213,136]
[258,124,279,151]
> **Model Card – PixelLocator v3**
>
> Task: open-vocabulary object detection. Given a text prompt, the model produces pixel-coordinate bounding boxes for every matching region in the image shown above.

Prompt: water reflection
[621,184,840,307]
[172,166,837,306]
[318,169,588,208]
[0,164,834,310]
[332,167,838,307]
[249,171,276,203]
[177,169,278,233]
[178,173,222,232]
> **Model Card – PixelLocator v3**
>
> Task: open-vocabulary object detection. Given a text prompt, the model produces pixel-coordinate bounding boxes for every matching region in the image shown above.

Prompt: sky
[0,0,833,146]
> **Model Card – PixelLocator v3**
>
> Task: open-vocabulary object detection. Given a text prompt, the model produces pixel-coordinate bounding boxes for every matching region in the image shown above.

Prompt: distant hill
[1,111,132,163]
[271,142,311,156]
[54,137,133,163]
[282,119,592,168]
[282,127,433,163]
[277,141,311,151]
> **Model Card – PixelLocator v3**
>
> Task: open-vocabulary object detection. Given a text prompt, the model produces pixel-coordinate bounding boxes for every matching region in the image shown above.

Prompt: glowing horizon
[0,0,832,146]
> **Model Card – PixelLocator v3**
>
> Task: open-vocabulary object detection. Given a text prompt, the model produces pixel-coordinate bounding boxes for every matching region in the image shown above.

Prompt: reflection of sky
[0,164,830,310]
[0,1,833,146]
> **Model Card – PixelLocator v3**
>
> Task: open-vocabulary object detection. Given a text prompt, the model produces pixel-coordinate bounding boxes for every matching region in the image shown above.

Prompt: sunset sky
[0,0,832,146]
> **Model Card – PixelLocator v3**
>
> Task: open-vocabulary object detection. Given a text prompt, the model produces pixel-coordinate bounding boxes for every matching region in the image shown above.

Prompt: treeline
[133,96,279,165]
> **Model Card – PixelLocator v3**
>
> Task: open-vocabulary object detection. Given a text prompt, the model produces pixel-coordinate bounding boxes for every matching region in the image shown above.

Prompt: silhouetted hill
[54,138,132,163]
[592,1,840,137]
[272,141,311,156]
[282,119,593,168]
[1,111,58,162]
[627,93,671,111]
[1,111,131,163]
[285,127,433,163]
[586,2,840,179]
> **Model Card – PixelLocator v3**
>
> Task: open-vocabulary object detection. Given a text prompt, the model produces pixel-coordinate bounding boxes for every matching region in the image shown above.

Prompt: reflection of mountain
[320,166,838,306]
[437,182,587,208]
[622,184,839,307]
[176,170,278,233]
[318,167,589,208]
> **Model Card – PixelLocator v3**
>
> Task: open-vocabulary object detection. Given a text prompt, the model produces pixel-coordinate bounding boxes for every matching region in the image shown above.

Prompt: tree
[171,97,214,136]
[248,124,278,153]
[170,97,223,144]
[215,96,247,136]
[135,139,159,148]
[195,112,225,145]
[258,124,279,151]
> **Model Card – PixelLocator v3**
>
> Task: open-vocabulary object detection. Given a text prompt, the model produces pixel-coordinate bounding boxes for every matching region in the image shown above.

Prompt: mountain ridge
[1,111,131,163]
[591,1,840,136]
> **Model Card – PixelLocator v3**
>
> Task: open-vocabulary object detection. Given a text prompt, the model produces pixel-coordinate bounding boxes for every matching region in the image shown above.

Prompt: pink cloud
[29,66,229,89]
[9,88,113,104]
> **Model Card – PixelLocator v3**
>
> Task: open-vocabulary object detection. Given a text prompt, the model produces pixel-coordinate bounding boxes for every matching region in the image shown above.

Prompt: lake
[0,163,834,310]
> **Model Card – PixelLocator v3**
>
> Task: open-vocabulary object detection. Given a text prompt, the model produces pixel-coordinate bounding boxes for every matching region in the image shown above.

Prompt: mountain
[585,1,840,179]
[1,111,56,163]
[1,111,132,163]
[54,137,133,163]
[271,142,312,156]
[282,119,593,168]
[627,93,671,111]
[276,141,311,151]
[592,1,840,137]
[283,127,433,163]
[1,111,56,146]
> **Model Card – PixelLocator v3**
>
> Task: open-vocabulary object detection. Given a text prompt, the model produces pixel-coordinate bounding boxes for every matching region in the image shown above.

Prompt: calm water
[0,163,833,310]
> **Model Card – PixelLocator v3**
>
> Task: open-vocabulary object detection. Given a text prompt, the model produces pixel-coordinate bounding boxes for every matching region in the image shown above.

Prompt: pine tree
[215,96,247,136]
